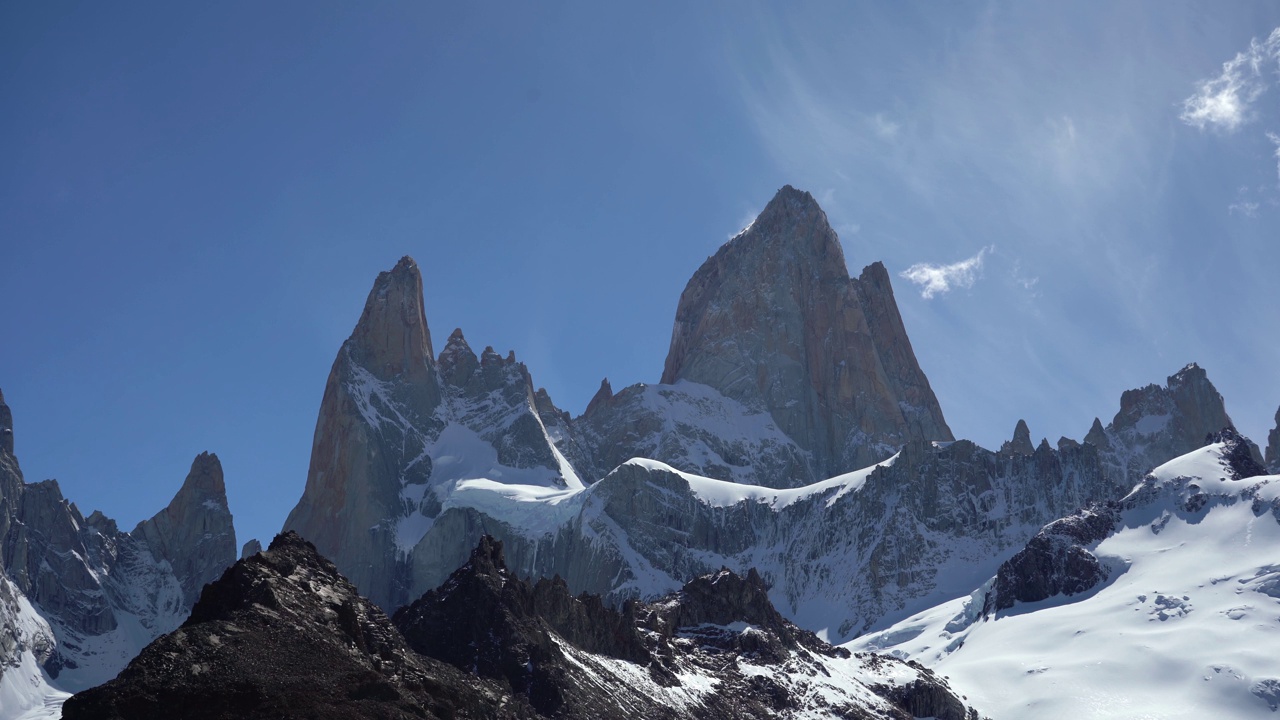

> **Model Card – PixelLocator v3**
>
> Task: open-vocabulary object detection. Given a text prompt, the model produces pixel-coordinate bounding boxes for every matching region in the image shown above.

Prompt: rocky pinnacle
[348,256,437,385]
[1266,406,1280,475]
[131,452,238,606]
[661,185,952,475]
[284,256,444,608]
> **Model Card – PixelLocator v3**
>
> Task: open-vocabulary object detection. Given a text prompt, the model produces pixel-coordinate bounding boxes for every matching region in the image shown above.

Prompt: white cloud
[900,246,993,299]
[1180,28,1280,132]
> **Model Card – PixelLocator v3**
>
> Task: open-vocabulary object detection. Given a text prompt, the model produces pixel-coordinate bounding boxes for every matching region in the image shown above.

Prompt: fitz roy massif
[3,187,1279,719]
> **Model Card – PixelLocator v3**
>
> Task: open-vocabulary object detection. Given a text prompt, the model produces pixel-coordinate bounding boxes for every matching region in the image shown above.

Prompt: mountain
[280,189,1250,649]
[0,390,238,719]
[852,431,1280,718]
[660,185,953,477]
[66,531,983,720]
[282,187,958,614]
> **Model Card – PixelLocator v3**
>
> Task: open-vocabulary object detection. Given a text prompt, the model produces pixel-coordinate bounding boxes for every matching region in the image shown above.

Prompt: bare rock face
[0,388,13,457]
[347,256,440,403]
[661,185,952,477]
[131,452,238,606]
[1266,406,1280,475]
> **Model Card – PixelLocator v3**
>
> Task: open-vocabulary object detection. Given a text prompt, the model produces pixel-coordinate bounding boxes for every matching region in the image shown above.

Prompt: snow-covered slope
[0,575,67,720]
[852,438,1280,719]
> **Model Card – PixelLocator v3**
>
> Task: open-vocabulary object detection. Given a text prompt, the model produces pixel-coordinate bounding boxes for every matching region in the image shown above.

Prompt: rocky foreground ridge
[65,532,981,720]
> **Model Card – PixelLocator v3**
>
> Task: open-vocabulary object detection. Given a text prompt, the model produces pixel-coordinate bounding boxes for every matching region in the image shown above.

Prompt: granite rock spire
[660,185,952,475]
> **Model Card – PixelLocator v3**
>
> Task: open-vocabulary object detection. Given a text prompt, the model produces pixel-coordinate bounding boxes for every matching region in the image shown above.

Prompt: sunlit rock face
[661,185,953,479]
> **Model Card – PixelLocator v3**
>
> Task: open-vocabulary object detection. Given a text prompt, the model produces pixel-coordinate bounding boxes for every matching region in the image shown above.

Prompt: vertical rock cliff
[660,185,952,476]
[283,257,441,610]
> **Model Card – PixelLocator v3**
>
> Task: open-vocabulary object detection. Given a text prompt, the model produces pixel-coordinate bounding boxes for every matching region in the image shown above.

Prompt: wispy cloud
[870,113,900,140]
[1268,131,1280,182]
[1228,200,1259,217]
[1012,260,1040,293]
[900,246,993,299]
[1180,28,1280,132]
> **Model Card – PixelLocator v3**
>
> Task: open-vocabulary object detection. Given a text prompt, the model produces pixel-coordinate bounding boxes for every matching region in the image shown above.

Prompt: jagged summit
[1089,362,1251,486]
[347,255,437,385]
[660,184,952,476]
[583,377,613,417]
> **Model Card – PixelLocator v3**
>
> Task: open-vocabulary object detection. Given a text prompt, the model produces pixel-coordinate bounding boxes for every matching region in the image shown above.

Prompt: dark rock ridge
[661,186,953,477]
[62,532,526,720]
[68,532,982,719]
[989,502,1119,612]
[0,390,238,691]
[1206,427,1266,481]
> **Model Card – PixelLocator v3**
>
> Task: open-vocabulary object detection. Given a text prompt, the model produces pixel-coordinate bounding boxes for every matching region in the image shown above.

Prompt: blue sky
[3,2,1279,550]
